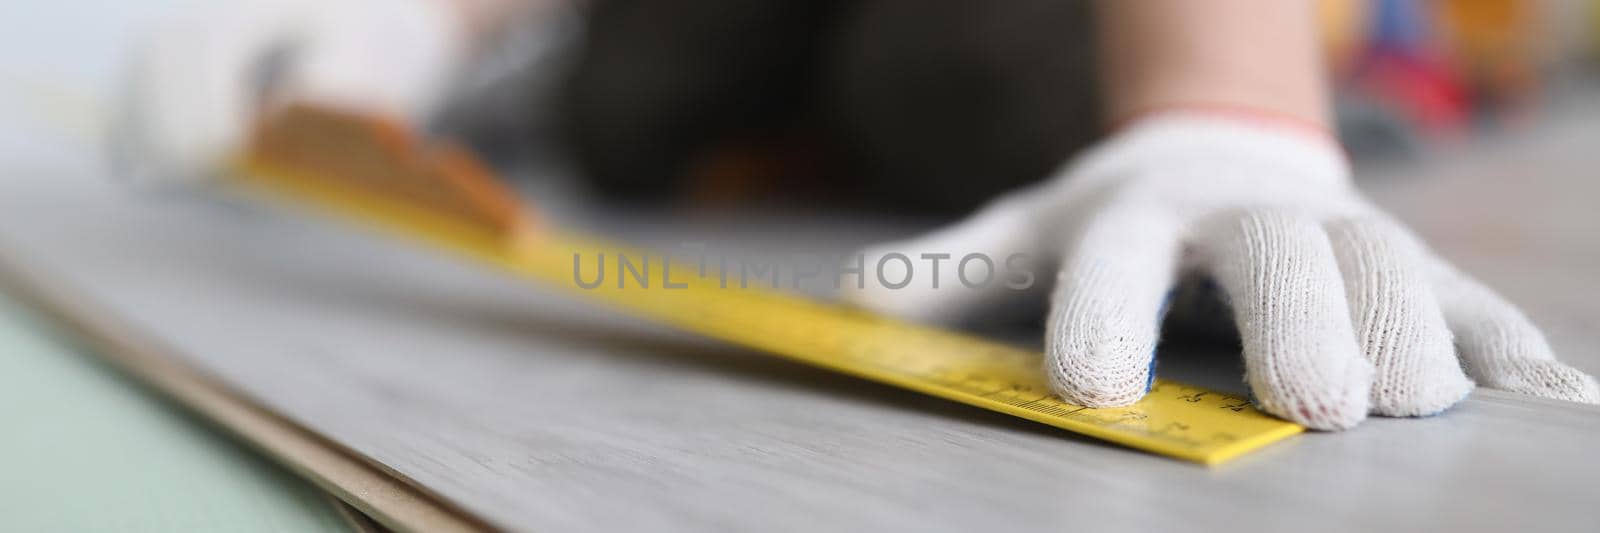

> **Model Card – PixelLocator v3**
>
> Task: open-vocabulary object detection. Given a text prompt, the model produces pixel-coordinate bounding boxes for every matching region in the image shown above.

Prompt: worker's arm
[846,0,1599,429]
[456,0,570,38]
[1095,0,1328,127]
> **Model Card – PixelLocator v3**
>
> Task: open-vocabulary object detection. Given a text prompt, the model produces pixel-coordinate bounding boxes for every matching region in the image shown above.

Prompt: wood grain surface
[2,108,1600,532]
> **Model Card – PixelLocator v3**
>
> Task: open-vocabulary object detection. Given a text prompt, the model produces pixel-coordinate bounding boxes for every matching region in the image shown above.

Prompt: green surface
[0,293,353,532]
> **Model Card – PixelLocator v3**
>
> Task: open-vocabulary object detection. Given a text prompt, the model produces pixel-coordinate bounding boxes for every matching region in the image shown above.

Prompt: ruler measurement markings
[233,147,1303,464]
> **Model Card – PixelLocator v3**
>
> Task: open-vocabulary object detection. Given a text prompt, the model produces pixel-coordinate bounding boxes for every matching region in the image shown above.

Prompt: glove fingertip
[1254,357,1374,431]
[1044,327,1159,408]
[1507,361,1600,405]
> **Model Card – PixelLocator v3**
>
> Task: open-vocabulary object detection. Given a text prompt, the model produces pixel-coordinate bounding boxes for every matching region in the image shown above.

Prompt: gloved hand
[844,112,1600,430]
[110,0,472,183]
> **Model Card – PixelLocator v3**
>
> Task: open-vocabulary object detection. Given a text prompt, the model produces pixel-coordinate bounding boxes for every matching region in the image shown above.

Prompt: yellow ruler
[233,105,1301,465]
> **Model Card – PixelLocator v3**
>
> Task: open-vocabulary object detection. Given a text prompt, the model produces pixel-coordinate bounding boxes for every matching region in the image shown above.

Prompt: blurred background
[456,0,1600,215]
[1,0,1598,213]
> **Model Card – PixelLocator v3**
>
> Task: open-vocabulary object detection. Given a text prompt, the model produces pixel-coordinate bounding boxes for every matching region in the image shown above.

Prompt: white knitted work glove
[844,113,1600,430]
[110,0,471,183]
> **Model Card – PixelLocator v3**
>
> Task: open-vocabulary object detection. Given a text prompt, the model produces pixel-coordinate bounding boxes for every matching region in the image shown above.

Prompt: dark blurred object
[560,0,1100,215]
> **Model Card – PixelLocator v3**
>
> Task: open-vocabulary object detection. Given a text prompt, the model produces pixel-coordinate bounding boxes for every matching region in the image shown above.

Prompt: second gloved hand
[843,112,1600,430]
[111,0,472,183]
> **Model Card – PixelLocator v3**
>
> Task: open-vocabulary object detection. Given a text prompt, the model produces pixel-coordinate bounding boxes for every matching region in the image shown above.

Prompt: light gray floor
[3,110,1600,531]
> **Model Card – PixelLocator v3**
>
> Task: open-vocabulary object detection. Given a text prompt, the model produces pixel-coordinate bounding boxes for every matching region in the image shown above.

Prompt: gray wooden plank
[3,111,1600,532]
